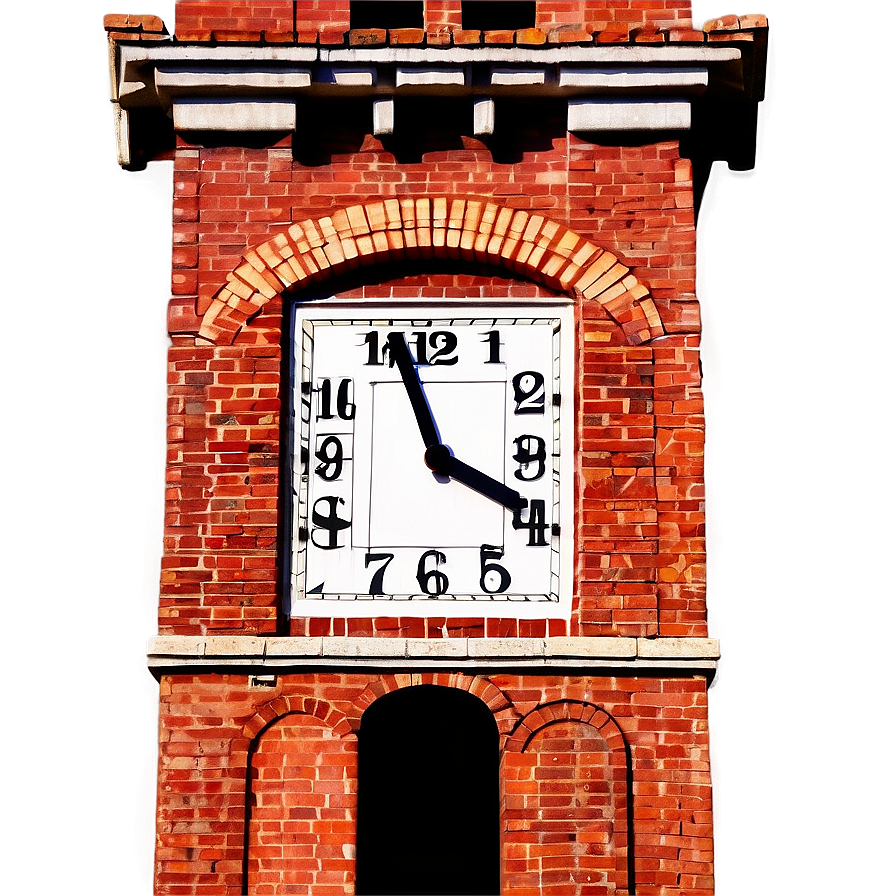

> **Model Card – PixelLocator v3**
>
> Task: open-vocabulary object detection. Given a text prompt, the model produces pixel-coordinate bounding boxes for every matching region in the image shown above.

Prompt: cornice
[108,36,766,169]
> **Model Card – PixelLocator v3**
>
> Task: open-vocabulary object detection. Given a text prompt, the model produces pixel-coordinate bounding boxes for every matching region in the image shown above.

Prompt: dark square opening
[350,2,424,31]
[462,1,536,32]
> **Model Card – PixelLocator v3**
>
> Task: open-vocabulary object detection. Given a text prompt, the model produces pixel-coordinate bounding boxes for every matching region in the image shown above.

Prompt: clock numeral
[317,378,355,421]
[310,496,351,550]
[364,552,395,595]
[479,544,511,594]
[512,435,546,482]
[416,549,449,596]
[362,330,458,367]
[362,331,391,367]
[482,330,502,364]
[512,499,550,547]
[425,330,459,366]
[314,435,346,481]
[512,371,545,415]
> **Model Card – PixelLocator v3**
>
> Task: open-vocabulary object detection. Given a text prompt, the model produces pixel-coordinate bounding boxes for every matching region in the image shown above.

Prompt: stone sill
[147,635,719,677]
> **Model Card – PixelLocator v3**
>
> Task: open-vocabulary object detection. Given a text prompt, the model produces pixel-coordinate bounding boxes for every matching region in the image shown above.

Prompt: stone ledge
[147,635,719,676]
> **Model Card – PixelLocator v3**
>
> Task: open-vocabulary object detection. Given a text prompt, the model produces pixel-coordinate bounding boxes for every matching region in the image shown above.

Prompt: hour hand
[387,332,440,449]
[424,445,526,512]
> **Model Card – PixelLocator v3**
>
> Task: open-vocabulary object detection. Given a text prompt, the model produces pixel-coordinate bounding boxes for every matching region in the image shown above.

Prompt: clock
[289,301,574,619]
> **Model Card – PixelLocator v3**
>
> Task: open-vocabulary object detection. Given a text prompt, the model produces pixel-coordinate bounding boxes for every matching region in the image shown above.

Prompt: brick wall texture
[166,139,704,642]
[141,1,726,893]
[159,672,711,893]
[173,2,696,40]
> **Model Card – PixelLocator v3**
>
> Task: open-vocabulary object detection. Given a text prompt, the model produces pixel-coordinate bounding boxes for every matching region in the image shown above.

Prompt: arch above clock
[194,197,666,346]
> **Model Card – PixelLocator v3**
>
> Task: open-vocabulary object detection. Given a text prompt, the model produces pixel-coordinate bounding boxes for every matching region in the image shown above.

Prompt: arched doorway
[355,684,500,895]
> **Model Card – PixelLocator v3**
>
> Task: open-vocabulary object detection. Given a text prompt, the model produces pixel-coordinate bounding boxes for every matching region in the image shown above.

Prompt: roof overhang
[109,40,766,169]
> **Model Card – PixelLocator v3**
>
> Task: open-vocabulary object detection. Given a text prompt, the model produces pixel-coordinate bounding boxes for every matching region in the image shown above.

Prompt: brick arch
[350,672,519,741]
[504,699,628,754]
[198,197,665,346]
[241,694,354,741]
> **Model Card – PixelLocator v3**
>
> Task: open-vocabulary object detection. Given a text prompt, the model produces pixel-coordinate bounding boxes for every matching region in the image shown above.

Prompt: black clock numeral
[416,549,449,596]
[512,435,547,482]
[512,371,545,415]
[479,544,511,594]
[411,330,459,366]
[317,378,355,420]
[363,330,458,367]
[512,499,550,547]
[310,496,351,550]
[362,331,390,367]
[365,552,395,595]
[314,435,345,481]
[482,330,502,364]
[427,331,458,365]
[410,332,429,365]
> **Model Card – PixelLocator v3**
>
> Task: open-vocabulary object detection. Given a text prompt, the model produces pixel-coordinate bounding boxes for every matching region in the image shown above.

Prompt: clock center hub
[424,443,451,475]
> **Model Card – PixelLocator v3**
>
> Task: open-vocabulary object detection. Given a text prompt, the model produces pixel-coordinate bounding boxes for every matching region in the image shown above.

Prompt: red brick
[389,27,425,45]
[349,28,386,47]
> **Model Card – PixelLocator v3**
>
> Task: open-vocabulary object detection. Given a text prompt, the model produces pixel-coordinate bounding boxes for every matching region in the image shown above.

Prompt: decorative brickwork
[157,673,711,893]
[198,199,663,347]
[502,704,631,894]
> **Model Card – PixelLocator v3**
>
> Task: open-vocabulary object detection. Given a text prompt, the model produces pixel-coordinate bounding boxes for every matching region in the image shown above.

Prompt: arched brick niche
[195,197,664,347]
[244,704,358,895]
[502,701,632,894]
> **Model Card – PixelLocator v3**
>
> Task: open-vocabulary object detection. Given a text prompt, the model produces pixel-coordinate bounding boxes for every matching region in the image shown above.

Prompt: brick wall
[163,136,704,641]
[157,673,712,893]
[174,2,694,39]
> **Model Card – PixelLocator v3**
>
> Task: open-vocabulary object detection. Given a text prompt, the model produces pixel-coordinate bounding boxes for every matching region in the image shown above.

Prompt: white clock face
[289,303,573,619]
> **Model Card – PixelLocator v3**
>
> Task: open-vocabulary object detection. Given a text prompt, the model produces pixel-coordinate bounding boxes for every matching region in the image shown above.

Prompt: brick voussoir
[198,199,661,347]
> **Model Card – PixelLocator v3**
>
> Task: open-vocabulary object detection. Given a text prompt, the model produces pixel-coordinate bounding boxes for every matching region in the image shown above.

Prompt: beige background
[3,2,891,892]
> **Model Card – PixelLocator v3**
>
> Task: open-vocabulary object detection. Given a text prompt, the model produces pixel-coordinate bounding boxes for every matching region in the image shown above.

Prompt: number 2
[512,371,545,415]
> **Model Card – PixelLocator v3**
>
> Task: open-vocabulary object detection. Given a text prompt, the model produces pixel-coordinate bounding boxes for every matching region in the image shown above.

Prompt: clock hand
[387,332,440,448]
[424,444,526,511]
[387,332,523,510]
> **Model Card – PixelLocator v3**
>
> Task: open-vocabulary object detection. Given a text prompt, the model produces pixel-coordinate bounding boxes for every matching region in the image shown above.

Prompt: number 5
[479,544,511,594]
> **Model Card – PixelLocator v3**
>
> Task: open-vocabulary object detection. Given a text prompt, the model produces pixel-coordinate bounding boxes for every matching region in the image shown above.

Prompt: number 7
[364,552,395,595]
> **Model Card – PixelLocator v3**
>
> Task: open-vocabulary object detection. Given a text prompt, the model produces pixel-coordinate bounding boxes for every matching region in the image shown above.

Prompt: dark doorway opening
[356,685,500,895]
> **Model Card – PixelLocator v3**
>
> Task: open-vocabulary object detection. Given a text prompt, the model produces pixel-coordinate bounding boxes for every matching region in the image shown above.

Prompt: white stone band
[148,635,719,674]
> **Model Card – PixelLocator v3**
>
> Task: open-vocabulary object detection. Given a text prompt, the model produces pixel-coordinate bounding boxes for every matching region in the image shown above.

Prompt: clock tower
[104,3,768,893]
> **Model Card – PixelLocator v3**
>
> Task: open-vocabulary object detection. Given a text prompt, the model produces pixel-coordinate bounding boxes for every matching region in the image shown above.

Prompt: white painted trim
[568,99,691,131]
[322,47,740,65]
[474,97,495,135]
[172,99,297,132]
[558,66,708,91]
[147,635,719,673]
[120,44,741,67]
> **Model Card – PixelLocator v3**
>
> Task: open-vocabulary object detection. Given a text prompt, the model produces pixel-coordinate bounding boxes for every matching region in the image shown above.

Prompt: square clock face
[289,303,573,619]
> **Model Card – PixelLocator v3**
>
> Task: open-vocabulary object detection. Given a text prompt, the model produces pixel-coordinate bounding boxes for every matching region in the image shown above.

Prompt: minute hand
[387,332,440,448]
[442,453,526,511]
